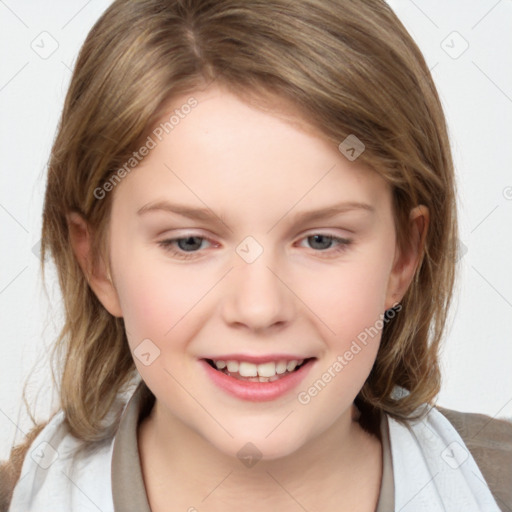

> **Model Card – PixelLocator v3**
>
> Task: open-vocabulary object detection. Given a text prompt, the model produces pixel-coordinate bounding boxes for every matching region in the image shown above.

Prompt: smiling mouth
[204,358,315,382]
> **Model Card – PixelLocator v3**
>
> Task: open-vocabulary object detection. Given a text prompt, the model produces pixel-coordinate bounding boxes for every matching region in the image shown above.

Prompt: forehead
[113,85,392,219]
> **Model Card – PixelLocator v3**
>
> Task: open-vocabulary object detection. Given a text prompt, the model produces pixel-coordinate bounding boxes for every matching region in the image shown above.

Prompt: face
[98,84,415,461]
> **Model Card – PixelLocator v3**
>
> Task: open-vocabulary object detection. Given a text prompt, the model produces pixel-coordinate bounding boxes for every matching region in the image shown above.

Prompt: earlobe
[66,211,123,318]
[384,205,429,310]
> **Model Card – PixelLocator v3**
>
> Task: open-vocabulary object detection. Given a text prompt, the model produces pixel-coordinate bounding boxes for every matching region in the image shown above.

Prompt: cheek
[112,250,209,390]
[307,253,392,335]
[110,240,185,341]
[297,241,394,383]
[294,256,392,414]
[111,240,220,359]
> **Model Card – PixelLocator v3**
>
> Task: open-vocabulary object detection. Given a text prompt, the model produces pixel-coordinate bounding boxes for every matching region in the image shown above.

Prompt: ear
[66,211,123,318]
[384,205,429,310]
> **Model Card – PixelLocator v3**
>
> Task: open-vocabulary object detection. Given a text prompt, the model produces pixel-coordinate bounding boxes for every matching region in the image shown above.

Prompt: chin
[208,424,308,463]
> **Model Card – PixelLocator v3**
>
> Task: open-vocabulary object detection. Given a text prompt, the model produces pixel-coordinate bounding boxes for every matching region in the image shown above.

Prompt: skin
[68,84,428,511]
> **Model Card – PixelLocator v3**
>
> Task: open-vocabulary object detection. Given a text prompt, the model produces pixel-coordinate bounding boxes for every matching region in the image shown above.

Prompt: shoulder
[435,405,512,453]
[435,405,512,511]
[7,411,116,512]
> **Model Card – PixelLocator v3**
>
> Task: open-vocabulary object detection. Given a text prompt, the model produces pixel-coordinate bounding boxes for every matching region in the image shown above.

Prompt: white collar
[9,386,501,511]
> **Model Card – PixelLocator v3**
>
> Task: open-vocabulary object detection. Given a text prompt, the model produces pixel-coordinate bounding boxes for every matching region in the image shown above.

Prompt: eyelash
[157,233,353,260]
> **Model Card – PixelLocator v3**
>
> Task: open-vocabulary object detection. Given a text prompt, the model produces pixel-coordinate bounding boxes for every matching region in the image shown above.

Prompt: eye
[158,232,352,260]
[158,235,213,260]
[297,233,353,257]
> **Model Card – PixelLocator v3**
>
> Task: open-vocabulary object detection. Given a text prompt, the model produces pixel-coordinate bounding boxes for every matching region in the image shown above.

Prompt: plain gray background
[1,0,511,460]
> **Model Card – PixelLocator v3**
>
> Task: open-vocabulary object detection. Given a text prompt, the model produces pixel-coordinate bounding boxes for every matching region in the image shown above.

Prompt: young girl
[2,0,511,510]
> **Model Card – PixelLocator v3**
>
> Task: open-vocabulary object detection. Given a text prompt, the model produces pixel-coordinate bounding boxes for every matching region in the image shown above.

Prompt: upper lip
[201,354,315,364]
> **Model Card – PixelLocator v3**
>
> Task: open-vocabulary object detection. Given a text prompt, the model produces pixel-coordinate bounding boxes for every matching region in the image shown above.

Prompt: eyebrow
[136,200,375,226]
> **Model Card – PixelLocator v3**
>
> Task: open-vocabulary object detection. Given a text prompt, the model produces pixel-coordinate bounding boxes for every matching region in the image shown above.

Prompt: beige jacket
[436,406,512,511]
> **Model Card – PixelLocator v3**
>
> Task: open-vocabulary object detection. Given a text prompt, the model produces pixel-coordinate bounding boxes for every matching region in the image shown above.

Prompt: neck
[137,399,383,511]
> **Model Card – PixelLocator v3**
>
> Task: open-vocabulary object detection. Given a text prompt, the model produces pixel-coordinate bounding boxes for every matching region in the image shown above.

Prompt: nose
[220,249,295,333]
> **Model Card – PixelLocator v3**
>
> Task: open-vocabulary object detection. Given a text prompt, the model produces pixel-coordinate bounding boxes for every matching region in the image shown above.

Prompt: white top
[8,386,501,512]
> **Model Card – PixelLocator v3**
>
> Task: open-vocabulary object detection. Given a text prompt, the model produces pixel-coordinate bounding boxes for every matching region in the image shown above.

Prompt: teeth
[239,361,258,377]
[275,361,287,374]
[226,360,239,372]
[256,362,276,377]
[212,358,308,377]
[286,360,298,372]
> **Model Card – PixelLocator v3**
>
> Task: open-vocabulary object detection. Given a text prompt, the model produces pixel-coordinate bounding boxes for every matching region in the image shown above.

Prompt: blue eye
[158,236,211,260]
[299,234,352,254]
[158,233,352,260]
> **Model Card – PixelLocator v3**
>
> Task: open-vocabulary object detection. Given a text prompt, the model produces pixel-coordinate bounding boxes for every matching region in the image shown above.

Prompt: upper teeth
[214,359,305,377]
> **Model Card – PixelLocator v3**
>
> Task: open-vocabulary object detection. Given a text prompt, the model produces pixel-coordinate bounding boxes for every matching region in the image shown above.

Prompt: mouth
[199,356,317,402]
[203,357,316,383]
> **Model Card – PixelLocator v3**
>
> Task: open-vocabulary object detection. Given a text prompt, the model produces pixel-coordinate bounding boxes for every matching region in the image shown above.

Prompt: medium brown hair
[1,0,458,506]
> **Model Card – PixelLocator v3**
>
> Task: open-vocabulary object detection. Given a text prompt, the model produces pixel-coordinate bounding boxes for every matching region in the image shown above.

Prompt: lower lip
[199,358,316,402]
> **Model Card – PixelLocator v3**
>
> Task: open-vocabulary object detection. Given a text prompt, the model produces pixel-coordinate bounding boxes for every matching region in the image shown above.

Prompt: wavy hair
[1,0,459,506]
